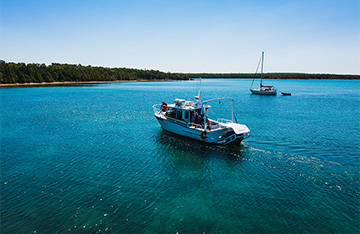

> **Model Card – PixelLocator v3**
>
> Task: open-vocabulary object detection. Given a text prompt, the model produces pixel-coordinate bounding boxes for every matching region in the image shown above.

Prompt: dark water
[1,79,359,233]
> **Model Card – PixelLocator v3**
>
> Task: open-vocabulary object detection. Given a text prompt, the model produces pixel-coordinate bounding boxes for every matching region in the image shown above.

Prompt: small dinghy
[281,92,291,96]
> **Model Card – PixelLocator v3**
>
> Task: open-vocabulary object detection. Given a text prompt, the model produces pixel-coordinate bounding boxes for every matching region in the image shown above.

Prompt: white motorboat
[250,51,277,95]
[153,88,250,145]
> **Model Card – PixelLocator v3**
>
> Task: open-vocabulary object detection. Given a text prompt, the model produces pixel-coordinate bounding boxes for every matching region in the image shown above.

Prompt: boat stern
[225,122,251,141]
[212,122,250,145]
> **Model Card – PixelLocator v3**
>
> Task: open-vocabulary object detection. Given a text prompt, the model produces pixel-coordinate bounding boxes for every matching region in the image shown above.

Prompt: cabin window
[176,110,182,120]
[166,108,176,118]
[185,111,189,120]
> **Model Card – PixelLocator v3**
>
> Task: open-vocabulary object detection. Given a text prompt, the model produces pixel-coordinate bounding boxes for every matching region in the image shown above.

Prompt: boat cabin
[164,99,204,125]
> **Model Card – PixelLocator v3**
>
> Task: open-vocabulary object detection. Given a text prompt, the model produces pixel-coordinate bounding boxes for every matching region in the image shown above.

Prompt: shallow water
[1,79,359,233]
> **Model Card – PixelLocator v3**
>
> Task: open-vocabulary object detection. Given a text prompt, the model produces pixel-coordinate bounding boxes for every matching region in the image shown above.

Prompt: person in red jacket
[161,101,168,111]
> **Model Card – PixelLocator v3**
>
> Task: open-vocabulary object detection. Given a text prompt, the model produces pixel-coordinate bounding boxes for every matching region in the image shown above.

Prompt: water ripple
[1,80,359,233]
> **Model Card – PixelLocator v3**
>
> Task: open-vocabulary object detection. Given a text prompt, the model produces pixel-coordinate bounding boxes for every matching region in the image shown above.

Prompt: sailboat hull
[250,89,277,95]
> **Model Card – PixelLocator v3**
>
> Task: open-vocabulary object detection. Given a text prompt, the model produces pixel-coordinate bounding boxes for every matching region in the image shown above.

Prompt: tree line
[0,61,189,84]
[1,61,358,84]
[185,73,360,80]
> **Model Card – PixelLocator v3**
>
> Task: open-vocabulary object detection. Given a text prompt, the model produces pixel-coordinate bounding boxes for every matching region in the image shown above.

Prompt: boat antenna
[194,77,203,108]
[231,99,234,122]
[198,77,202,104]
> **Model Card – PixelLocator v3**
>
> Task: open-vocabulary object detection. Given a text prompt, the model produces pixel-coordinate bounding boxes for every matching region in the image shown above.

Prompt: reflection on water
[154,129,245,164]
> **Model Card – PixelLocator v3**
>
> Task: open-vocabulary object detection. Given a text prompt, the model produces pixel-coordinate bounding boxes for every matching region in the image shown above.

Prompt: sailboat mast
[260,51,264,86]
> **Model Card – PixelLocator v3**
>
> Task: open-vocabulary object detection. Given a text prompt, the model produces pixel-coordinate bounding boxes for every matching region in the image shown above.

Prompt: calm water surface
[1,79,359,233]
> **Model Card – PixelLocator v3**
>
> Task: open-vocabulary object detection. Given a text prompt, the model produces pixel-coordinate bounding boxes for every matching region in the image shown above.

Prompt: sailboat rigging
[250,51,277,95]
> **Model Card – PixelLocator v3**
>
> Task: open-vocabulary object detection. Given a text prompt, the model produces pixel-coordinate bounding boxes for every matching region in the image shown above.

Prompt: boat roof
[167,103,199,111]
[166,97,203,111]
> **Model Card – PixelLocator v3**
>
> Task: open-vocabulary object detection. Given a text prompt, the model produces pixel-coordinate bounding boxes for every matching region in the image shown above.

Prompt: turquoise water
[1,79,359,233]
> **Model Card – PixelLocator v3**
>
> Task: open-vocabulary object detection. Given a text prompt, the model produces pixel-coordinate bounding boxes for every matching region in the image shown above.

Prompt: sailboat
[250,51,277,95]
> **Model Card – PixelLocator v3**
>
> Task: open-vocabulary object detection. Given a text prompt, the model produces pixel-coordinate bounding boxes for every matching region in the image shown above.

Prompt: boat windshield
[166,107,203,123]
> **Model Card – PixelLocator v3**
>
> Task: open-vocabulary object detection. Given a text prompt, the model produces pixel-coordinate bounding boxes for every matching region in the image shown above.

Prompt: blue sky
[1,0,359,74]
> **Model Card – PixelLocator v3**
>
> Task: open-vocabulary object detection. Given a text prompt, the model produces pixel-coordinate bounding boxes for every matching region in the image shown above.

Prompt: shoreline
[0,79,157,87]
[1,77,359,87]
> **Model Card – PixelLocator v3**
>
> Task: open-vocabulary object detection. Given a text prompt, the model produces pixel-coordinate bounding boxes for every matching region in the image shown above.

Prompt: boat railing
[217,118,233,124]
[152,104,162,113]
[153,104,166,117]
[202,97,235,123]
[188,119,228,130]
[207,120,225,130]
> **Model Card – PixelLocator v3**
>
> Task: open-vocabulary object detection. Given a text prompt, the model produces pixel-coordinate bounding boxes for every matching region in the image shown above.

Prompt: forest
[1,61,359,84]
[0,61,188,84]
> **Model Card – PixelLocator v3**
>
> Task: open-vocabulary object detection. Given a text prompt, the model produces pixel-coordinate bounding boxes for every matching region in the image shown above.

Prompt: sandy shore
[0,80,152,87]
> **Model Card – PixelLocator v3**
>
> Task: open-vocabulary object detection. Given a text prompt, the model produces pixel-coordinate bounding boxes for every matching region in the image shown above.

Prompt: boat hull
[154,114,249,145]
[250,89,277,95]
